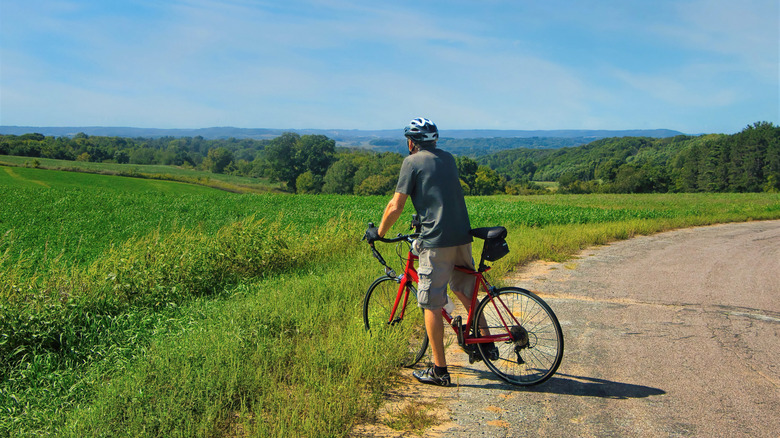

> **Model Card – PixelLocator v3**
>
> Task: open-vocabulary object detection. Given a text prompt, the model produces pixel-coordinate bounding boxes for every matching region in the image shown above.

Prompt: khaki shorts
[416,243,476,310]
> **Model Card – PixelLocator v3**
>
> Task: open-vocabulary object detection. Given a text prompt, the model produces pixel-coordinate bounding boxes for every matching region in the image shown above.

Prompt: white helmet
[404,118,438,143]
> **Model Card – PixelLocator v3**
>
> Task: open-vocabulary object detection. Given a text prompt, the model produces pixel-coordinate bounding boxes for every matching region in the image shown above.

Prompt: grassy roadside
[1,186,778,436]
[63,211,780,437]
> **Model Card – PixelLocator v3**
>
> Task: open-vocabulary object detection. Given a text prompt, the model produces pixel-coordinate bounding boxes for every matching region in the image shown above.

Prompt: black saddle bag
[470,226,509,262]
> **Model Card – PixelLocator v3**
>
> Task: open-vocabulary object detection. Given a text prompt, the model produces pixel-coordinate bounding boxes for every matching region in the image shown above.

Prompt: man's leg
[424,307,446,367]
[413,248,454,386]
[417,247,452,368]
[414,307,451,386]
[452,289,489,336]
[449,244,497,360]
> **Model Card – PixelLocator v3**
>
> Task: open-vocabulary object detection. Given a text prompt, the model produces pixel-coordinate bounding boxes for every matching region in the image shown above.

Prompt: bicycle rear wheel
[363,276,428,367]
[474,287,563,386]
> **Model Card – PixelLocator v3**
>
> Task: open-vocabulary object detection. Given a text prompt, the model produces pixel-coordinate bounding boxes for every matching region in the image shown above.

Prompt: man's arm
[378,192,408,237]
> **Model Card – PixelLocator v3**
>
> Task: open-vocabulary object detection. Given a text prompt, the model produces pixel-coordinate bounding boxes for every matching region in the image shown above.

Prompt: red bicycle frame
[387,252,419,325]
[389,245,521,347]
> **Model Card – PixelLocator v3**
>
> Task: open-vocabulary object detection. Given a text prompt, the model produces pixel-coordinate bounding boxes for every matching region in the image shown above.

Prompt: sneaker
[412,367,451,387]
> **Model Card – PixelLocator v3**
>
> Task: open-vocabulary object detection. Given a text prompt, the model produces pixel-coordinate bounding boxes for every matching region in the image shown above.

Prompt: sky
[0,0,778,134]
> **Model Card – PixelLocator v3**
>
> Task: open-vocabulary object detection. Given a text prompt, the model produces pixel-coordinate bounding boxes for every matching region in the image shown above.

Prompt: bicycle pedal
[452,316,465,346]
[462,344,482,364]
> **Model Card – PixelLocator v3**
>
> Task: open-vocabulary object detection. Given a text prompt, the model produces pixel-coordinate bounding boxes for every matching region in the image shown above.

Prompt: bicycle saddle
[469,226,507,240]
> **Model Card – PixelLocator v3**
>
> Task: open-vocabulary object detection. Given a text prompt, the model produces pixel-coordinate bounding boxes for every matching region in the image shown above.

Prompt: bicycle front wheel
[363,276,428,367]
[474,287,563,386]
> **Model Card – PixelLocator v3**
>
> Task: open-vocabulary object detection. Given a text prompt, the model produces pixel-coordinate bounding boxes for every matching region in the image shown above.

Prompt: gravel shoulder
[352,220,780,437]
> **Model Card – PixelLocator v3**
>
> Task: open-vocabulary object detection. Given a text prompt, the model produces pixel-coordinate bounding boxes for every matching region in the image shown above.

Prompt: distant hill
[0,125,686,156]
[0,125,684,141]
[477,121,778,193]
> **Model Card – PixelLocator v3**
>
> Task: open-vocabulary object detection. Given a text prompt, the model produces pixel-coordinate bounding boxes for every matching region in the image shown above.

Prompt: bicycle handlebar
[367,224,416,243]
[364,217,420,276]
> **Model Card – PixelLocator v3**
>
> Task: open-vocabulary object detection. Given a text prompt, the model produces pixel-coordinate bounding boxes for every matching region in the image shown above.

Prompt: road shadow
[455,369,665,399]
[527,373,666,399]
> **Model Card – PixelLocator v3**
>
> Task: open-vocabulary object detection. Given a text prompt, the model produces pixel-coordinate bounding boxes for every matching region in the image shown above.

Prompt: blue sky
[1,0,777,134]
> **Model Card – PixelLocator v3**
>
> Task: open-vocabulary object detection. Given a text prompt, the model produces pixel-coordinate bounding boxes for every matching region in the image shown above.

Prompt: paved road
[356,220,780,437]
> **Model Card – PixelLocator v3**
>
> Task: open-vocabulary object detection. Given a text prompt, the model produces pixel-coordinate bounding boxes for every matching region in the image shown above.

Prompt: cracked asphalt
[359,220,780,438]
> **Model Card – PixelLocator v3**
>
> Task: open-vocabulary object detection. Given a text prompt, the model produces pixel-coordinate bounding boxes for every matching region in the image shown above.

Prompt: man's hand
[363,224,380,243]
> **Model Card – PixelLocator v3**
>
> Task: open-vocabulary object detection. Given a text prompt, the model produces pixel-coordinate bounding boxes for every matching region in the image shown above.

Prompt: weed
[384,400,442,433]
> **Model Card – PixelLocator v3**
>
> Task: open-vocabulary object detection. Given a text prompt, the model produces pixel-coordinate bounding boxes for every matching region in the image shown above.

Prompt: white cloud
[1,0,776,131]
[611,68,738,108]
[656,0,778,81]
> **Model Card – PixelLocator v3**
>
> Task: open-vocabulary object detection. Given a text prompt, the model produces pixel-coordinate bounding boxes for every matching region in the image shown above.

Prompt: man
[365,117,476,386]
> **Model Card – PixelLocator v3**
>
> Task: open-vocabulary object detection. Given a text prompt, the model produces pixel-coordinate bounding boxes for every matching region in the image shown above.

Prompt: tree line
[2,121,777,194]
[0,131,510,195]
[479,122,779,193]
[366,136,589,156]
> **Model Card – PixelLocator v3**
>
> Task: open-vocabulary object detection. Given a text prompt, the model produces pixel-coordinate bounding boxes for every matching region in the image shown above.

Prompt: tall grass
[2,216,379,437]
[61,256,396,437]
[1,172,778,436]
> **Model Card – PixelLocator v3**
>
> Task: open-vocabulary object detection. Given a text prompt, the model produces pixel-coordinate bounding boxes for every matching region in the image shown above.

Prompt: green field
[0,155,283,193]
[2,165,779,436]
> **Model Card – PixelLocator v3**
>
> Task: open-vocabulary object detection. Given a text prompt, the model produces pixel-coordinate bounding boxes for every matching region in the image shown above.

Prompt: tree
[595,159,621,182]
[456,156,479,191]
[472,165,503,195]
[611,164,645,193]
[557,171,578,189]
[764,126,780,192]
[265,133,336,192]
[205,147,234,173]
[129,147,155,165]
[322,158,357,194]
[355,174,396,195]
[296,171,323,194]
[19,133,45,141]
[296,135,336,177]
[233,159,253,176]
[114,150,130,164]
[515,158,537,179]
[264,132,301,190]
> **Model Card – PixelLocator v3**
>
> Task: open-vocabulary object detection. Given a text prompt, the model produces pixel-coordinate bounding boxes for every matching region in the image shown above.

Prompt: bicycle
[362,216,564,386]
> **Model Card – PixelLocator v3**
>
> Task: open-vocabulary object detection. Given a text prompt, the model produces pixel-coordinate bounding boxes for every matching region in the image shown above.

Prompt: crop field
[1,164,779,436]
[0,156,281,193]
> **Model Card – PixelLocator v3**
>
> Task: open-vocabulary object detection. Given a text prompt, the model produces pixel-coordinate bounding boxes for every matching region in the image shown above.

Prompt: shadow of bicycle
[457,369,665,399]
[527,373,666,399]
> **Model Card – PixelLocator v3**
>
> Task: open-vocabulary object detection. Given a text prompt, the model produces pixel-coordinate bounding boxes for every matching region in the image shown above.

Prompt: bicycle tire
[363,276,428,367]
[474,287,563,386]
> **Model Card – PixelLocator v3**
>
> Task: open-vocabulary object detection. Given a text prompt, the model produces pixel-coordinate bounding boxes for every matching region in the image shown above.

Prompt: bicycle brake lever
[370,244,388,267]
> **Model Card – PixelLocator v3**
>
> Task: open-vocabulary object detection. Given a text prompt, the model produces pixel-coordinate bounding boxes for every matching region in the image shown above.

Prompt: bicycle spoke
[475,287,563,386]
[363,277,428,367]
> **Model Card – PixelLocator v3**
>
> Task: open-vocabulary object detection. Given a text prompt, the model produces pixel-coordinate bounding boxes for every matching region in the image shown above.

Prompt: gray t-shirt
[395,147,472,248]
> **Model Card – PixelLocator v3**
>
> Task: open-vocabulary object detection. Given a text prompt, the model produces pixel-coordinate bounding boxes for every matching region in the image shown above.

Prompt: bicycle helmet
[404,117,439,143]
